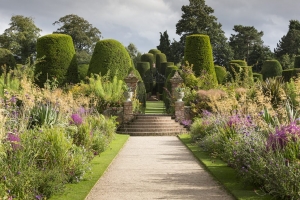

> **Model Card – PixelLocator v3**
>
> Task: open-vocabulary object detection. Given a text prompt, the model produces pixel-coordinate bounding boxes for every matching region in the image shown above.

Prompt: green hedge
[229,60,247,67]
[88,39,132,80]
[253,73,263,82]
[214,66,227,84]
[184,34,217,85]
[0,48,16,74]
[137,62,151,93]
[161,62,174,76]
[148,49,161,60]
[35,34,79,87]
[141,53,155,69]
[261,60,283,80]
[78,64,89,81]
[282,68,300,82]
[156,53,167,74]
[294,56,300,68]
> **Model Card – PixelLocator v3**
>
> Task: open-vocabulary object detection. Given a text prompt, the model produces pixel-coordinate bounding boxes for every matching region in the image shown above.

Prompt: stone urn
[176,91,184,102]
[124,91,133,102]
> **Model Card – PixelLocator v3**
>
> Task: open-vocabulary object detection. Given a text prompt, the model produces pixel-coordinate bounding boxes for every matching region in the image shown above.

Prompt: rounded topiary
[165,65,177,79]
[253,73,263,82]
[156,53,167,74]
[229,60,247,67]
[161,62,174,76]
[35,34,78,87]
[137,62,151,92]
[294,56,300,68]
[148,49,161,61]
[214,66,227,84]
[0,48,16,75]
[88,39,132,80]
[184,34,217,85]
[261,60,283,80]
[141,53,155,69]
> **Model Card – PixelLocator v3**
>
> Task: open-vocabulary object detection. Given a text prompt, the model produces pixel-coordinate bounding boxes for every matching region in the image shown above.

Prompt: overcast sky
[0,0,299,54]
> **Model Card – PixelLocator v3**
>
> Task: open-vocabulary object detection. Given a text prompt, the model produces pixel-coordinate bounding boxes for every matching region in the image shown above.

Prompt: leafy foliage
[0,15,42,63]
[261,60,283,80]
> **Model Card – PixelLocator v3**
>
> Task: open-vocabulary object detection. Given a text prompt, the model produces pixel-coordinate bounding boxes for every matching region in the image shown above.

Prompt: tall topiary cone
[35,34,78,87]
[184,34,217,85]
[261,60,283,80]
[88,39,132,80]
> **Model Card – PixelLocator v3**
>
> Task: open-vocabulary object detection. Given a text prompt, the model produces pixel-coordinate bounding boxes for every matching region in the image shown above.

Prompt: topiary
[141,53,155,69]
[78,64,89,81]
[88,39,132,80]
[253,73,263,82]
[214,65,227,84]
[161,62,174,76]
[261,60,283,80]
[35,34,79,87]
[136,62,151,92]
[148,49,161,61]
[294,55,300,68]
[0,48,16,75]
[229,60,247,67]
[184,34,217,85]
[156,53,167,74]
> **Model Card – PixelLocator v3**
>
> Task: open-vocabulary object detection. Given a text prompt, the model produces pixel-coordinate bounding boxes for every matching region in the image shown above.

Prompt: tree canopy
[53,14,102,53]
[175,0,233,66]
[126,43,142,68]
[157,31,172,61]
[275,20,300,58]
[0,15,42,63]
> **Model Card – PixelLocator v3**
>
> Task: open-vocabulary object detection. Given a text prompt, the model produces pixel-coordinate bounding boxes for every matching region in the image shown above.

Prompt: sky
[0,0,299,54]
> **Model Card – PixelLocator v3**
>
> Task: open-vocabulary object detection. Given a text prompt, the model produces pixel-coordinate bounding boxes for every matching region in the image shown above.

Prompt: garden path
[85,136,234,200]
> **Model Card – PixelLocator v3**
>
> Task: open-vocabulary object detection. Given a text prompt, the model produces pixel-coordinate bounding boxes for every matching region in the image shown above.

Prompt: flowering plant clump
[70,113,83,125]
[181,119,192,128]
[7,132,21,150]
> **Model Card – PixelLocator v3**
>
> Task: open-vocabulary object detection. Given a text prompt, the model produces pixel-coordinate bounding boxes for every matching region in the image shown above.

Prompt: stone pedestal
[175,101,185,122]
[169,71,183,98]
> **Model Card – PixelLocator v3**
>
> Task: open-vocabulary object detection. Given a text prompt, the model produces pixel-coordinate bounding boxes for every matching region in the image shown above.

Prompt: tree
[248,44,274,72]
[126,43,141,68]
[0,15,42,63]
[229,25,264,62]
[157,31,172,60]
[53,14,101,54]
[275,20,300,58]
[175,0,233,66]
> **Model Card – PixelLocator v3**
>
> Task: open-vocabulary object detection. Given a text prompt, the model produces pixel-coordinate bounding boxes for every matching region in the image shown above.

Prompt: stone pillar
[175,101,185,122]
[169,71,183,97]
[123,71,139,123]
[123,102,133,123]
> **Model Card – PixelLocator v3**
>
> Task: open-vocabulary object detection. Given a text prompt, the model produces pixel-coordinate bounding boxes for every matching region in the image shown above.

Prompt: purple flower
[267,122,300,150]
[78,107,86,115]
[35,195,42,200]
[70,114,83,125]
[7,132,21,150]
[10,96,17,104]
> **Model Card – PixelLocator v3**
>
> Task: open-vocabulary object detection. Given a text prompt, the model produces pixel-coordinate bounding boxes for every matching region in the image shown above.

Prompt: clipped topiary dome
[35,34,78,87]
[261,60,283,80]
[88,39,132,80]
[184,34,217,85]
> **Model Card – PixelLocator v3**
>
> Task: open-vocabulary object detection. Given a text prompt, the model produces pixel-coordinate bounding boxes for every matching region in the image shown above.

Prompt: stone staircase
[117,114,188,136]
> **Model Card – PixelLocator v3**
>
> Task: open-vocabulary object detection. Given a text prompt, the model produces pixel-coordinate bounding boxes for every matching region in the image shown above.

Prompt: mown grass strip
[178,134,272,200]
[50,134,130,200]
[145,101,166,114]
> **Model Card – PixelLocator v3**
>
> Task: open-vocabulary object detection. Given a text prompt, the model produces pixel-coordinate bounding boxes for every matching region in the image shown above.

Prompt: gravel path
[85,136,234,200]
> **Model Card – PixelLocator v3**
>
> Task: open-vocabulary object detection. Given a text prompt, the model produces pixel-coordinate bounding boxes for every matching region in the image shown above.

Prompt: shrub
[88,39,132,80]
[156,53,167,73]
[253,72,263,82]
[214,65,227,84]
[229,60,247,67]
[78,64,89,81]
[137,62,151,93]
[161,62,174,76]
[0,48,16,75]
[35,34,79,87]
[184,34,218,85]
[261,60,283,80]
[294,55,300,68]
[148,49,161,60]
[141,53,155,69]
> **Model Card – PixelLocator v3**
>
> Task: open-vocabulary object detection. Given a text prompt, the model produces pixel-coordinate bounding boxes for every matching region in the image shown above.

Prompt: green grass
[50,134,129,200]
[178,134,272,200]
[145,101,166,114]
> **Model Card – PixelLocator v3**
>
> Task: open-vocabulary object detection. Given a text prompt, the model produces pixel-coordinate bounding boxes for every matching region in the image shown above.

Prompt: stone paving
[85,136,234,200]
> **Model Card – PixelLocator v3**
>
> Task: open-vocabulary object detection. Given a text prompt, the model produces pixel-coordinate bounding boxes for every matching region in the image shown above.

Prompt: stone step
[122,124,183,128]
[125,122,180,126]
[117,127,186,132]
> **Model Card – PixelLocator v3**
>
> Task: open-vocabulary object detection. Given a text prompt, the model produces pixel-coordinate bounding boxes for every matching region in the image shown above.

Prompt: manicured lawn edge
[50,134,130,200]
[178,134,272,200]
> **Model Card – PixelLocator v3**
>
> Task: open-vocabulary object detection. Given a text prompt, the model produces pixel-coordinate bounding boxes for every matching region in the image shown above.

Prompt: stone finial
[169,71,183,97]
